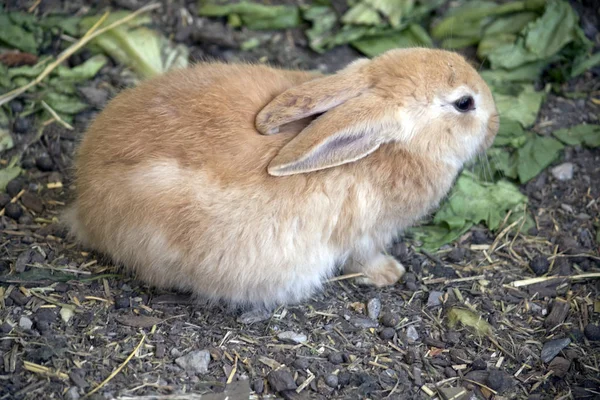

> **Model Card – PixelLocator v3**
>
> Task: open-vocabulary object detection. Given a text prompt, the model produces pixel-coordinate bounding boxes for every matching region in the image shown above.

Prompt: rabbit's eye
[454,96,475,112]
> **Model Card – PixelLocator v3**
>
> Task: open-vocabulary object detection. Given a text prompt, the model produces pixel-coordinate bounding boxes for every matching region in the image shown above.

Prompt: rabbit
[64,47,499,309]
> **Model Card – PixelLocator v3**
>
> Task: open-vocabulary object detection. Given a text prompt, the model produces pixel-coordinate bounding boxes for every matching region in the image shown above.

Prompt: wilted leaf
[80,12,189,79]
[55,54,108,82]
[0,166,22,191]
[351,24,432,57]
[494,84,545,128]
[553,124,600,147]
[43,92,89,115]
[516,134,564,183]
[410,172,527,250]
[60,307,74,324]
[0,13,37,53]
[198,2,301,30]
[447,307,493,336]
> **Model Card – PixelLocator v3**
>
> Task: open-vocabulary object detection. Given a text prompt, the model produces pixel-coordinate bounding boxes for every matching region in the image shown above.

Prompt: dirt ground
[1,1,599,399]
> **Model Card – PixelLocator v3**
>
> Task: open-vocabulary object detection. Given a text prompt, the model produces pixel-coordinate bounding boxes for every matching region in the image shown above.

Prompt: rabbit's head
[256,48,499,176]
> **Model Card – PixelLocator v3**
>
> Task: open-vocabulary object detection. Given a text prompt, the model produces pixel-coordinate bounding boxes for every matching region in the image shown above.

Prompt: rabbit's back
[68,63,346,306]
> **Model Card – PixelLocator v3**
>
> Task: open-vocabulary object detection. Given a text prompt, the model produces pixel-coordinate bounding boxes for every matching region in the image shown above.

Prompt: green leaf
[482,11,538,36]
[493,118,527,148]
[39,15,81,36]
[0,108,14,153]
[198,2,301,30]
[55,54,108,82]
[342,2,383,26]
[302,5,338,53]
[0,14,37,53]
[570,52,600,78]
[553,124,600,147]
[0,166,22,191]
[481,61,548,84]
[351,24,432,57]
[410,172,528,250]
[43,92,89,115]
[493,84,545,128]
[516,134,564,183]
[477,33,517,59]
[80,12,188,79]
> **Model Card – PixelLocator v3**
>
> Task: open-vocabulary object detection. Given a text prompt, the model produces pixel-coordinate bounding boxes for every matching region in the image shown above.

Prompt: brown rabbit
[65,48,499,308]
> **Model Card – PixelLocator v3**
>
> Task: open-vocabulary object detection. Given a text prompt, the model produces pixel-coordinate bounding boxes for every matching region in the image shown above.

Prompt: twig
[84,334,146,398]
[0,3,161,107]
[509,273,600,288]
[40,100,74,130]
[326,272,365,282]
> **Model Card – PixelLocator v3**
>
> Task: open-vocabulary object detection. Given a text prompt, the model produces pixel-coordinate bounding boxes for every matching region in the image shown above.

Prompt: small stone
[237,308,271,324]
[446,331,461,345]
[155,343,166,358]
[5,202,22,220]
[10,100,24,114]
[20,192,44,213]
[1,322,13,334]
[325,374,338,388]
[380,313,398,328]
[69,369,88,389]
[367,298,381,320]
[6,178,24,197]
[427,291,443,308]
[277,331,307,344]
[548,357,570,378]
[267,368,297,392]
[0,192,10,207]
[18,214,33,225]
[379,327,395,340]
[584,323,600,341]
[252,378,264,394]
[471,230,489,244]
[406,325,419,343]
[292,358,309,370]
[13,117,30,134]
[350,316,378,329]
[551,162,574,181]
[486,370,506,392]
[65,386,80,400]
[114,296,130,309]
[446,248,466,263]
[10,290,29,305]
[79,86,109,108]
[465,370,488,385]
[36,155,54,172]
[529,256,549,276]
[444,367,457,378]
[35,308,57,324]
[541,338,571,363]
[175,349,211,374]
[472,358,487,370]
[15,248,45,273]
[328,352,344,365]
[19,316,33,330]
[449,349,469,364]
[317,377,334,396]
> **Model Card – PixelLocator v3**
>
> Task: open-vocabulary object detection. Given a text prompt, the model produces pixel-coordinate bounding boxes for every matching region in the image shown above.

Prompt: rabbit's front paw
[354,254,405,287]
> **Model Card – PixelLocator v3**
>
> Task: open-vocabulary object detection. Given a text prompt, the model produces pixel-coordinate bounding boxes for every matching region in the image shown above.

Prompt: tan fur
[65,48,498,308]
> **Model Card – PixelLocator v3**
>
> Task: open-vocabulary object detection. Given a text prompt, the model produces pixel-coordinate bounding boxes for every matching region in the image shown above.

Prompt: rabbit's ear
[268,95,391,176]
[256,59,371,135]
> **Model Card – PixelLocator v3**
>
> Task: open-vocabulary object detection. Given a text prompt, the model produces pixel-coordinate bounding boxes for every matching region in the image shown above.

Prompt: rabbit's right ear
[256,59,371,135]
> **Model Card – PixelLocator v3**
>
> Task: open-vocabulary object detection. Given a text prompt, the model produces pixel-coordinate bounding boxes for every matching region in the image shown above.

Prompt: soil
[1,1,599,400]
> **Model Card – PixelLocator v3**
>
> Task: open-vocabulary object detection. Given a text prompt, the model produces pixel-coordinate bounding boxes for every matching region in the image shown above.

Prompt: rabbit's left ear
[268,94,392,176]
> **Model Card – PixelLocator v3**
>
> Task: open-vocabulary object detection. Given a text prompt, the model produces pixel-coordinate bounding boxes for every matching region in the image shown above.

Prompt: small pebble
[471,230,489,244]
[379,327,395,340]
[529,256,549,276]
[175,349,211,374]
[5,202,22,220]
[548,357,570,378]
[427,291,443,308]
[6,178,24,197]
[325,374,338,388]
[0,322,13,334]
[252,378,264,394]
[486,370,505,392]
[328,352,344,365]
[114,296,130,309]
[444,366,457,378]
[65,386,80,400]
[446,331,461,345]
[551,162,574,181]
[267,368,297,392]
[20,192,44,213]
[541,338,571,363]
[36,155,54,172]
[406,325,419,342]
[472,358,487,370]
[13,117,30,134]
[584,323,600,341]
[237,308,271,324]
[277,331,307,344]
[10,99,24,114]
[0,193,10,207]
[367,298,381,320]
[446,248,466,263]
[19,316,33,330]
[292,358,309,370]
[18,214,33,225]
[380,313,398,328]
[350,316,378,329]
